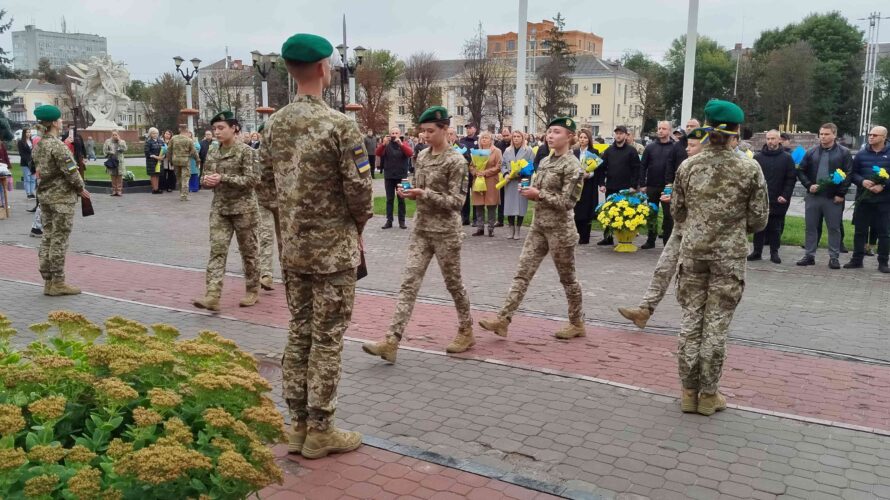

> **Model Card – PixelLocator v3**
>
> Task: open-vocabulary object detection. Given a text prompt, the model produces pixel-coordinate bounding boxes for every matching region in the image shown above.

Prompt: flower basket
[0,311,285,499]
[614,229,639,253]
[595,190,658,252]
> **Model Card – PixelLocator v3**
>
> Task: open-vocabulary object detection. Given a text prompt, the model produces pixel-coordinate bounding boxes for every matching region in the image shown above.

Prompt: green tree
[126,80,148,101]
[35,57,63,84]
[144,73,185,133]
[535,12,575,124]
[0,10,15,122]
[663,35,734,122]
[622,51,666,133]
[873,58,890,130]
[756,41,816,131]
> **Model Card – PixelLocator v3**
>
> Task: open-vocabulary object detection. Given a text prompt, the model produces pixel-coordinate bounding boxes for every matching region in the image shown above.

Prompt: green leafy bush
[0,311,285,499]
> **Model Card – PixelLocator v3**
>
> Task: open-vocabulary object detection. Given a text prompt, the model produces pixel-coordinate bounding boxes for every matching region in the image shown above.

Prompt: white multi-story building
[12,24,107,73]
[196,56,259,132]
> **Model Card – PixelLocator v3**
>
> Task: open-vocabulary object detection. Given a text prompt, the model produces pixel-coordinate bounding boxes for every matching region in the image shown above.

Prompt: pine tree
[535,13,576,125]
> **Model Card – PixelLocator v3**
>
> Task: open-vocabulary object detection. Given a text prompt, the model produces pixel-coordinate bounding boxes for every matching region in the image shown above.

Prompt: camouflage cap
[417,106,450,124]
[34,105,62,122]
[704,99,744,125]
[210,110,235,124]
[548,117,576,133]
[281,33,334,63]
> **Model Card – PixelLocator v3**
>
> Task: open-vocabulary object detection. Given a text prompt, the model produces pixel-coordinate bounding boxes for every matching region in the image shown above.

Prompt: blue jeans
[22,166,36,195]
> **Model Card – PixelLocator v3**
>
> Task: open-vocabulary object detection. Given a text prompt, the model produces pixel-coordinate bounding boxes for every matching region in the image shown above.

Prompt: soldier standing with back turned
[671,100,768,416]
[257,33,373,459]
[171,123,200,201]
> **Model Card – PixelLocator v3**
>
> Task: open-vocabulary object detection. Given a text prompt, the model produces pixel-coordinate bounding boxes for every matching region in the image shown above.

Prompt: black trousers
[497,187,505,224]
[853,203,890,263]
[161,169,176,191]
[646,188,673,244]
[753,214,786,254]
[384,178,406,223]
[575,217,593,244]
[461,175,475,224]
[368,155,376,179]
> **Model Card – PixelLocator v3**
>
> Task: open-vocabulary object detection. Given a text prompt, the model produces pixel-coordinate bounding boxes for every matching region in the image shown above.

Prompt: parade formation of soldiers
[31,31,854,460]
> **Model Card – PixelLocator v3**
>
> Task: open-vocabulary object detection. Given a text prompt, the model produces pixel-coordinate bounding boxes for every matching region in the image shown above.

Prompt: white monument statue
[68,56,131,130]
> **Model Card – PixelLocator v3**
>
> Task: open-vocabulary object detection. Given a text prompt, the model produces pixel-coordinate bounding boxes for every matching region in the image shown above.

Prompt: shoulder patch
[352,144,371,176]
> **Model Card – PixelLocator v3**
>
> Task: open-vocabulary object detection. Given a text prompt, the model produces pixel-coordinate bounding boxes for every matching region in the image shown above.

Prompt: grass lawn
[8,162,150,182]
[371,196,853,249]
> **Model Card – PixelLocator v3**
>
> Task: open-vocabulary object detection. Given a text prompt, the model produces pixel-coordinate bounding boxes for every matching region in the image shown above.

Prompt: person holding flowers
[573,129,602,245]
[795,123,853,269]
[845,126,890,272]
[479,117,586,341]
[670,100,768,416]
[500,130,535,239]
[469,131,502,237]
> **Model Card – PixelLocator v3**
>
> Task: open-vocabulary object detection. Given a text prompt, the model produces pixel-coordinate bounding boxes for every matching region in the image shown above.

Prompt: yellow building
[0,78,72,123]
[388,55,643,139]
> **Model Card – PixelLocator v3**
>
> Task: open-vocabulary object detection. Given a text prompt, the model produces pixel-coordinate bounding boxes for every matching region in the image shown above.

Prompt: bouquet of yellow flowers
[816,168,846,193]
[496,159,535,189]
[595,190,658,235]
[854,165,890,206]
[579,150,603,174]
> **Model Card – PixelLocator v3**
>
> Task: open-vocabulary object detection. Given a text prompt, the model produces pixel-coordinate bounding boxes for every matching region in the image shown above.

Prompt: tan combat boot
[681,389,699,413]
[362,336,399,363]
[288,422,307,454]
[260,275,274,291]
[44,281,53,296]
[554,322,586,340]
[239,290,259,307]
[301,426,363,459]
[446,326,475,353]
[697,391,727,416]
[50,282,82,296]
[478,317,509,337]
[618,306,651,329]
[193,295,221,312]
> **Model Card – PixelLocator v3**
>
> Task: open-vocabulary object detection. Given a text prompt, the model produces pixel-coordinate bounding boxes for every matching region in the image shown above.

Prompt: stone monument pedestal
[79,129,141,146]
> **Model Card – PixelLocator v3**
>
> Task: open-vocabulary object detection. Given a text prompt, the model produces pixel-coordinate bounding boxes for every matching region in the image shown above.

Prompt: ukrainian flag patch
[352,144,371,176]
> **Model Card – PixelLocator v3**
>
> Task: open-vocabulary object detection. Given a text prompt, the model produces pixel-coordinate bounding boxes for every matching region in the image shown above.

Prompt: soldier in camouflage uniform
[31,105,91,296]
[363,106,474,363]
[480,117,586,340]
[170,123,200,201]
[193,111,261,311]
[257,33,373,460]
[671,100,768,416]
[619,128,708,329]
[254,122,276,291]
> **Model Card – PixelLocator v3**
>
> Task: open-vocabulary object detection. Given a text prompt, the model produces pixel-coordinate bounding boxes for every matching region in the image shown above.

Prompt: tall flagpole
[512,0,528,132]
[680,0,699,124]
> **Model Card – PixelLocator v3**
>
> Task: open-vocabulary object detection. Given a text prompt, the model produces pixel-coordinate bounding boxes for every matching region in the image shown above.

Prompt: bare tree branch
[403,52,441,126]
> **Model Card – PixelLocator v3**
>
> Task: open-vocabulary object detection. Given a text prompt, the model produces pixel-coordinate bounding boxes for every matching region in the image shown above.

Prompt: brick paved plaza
[2,188,890,499]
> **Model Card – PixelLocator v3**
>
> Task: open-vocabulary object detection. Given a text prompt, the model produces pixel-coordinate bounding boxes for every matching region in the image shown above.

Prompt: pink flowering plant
[0,311,285,499]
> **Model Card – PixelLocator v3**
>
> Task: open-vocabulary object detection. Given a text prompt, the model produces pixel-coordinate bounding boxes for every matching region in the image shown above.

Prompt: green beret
[34,105,61,122]
[281,33,334,63]
[704,99,744,125]
[548,116,576,133]
[210,110,235,124]
[257,122,265,133]
[418,106,449,124]
[688,127,710,141]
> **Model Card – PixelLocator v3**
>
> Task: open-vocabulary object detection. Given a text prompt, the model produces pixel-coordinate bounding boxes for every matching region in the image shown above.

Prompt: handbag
[104,155,119,169]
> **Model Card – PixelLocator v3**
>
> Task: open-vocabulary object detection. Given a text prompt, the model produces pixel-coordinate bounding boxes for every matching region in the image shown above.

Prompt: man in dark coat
[640,121,677,249]
[375,127,414,229]
[749,130,796,263]
[596,125,641,245]
[845,126,890,272]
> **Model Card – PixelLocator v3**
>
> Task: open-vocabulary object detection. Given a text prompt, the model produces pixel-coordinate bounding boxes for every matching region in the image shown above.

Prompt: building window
[399,124,406,134]
[591,104,600,116]
[507,40,516,51]
[568,104,577,117]
[459,86,465,96]
[592,125,600,136]
[616,104,621,116]
[591,83,601,95]
[570,84,578,96]
[457,106,465,116]
[495,42,502,52]
[457,125,465,135]
[398,105,405,116]
[398,87,406,97]
[525,105,529,116]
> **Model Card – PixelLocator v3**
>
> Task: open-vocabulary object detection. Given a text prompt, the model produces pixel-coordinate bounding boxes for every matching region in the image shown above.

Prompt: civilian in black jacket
[375,128,415,229]
[573,130,601,244]
[795,123,853,269]
[459,124,479,225]
[749,130,796,263]
[596,126,641,245]
[845,126,890,271]
[198,130,213,190]
[640,121,677,248]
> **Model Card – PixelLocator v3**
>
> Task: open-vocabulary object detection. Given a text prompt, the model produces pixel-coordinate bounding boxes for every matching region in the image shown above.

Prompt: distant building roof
[0,78,66,93]
[419,54,638,82]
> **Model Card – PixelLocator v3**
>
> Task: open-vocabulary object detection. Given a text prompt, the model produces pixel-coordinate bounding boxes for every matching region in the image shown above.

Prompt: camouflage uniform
[386,147,471,341]
[258,95,373,432]
[671,146,768,394]
[34,132,84,283]
[639,223,683,312]
[499,153,585,324]
[257,204,276,278]
[203,142,260,296]
[171,133,199,199]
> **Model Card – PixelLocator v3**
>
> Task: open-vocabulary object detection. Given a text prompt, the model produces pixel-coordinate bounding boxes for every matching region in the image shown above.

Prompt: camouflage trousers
[175,165,190,198]
[387,230,472,340]
[639,229,682,313]
[38,203,75,282]
[500,226,584,324]
[281,268,356,431]
[676,257,746,394]
[256,205,275,278]
[205,210,260,295]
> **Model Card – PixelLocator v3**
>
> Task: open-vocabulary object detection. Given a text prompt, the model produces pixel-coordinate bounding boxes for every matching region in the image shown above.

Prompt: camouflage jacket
[204,141,259,215]
[411,147,467,233]
[258,94,373,274]
[672,146,769,260]
[34,134,84,205]
[170,134,198,167]
[531,152,584,246]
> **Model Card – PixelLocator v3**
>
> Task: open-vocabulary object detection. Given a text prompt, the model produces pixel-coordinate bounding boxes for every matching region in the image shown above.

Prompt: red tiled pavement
[260,444,559,499]
[2,244,890,433]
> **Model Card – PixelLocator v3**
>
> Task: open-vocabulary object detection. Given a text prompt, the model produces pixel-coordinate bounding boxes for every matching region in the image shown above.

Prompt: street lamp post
[251,50,279,126]
[335,43,366,117]
[173,56,201,132]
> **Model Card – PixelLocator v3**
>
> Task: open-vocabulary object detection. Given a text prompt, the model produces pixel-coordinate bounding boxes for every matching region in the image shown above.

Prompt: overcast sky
[2,0,885,83]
